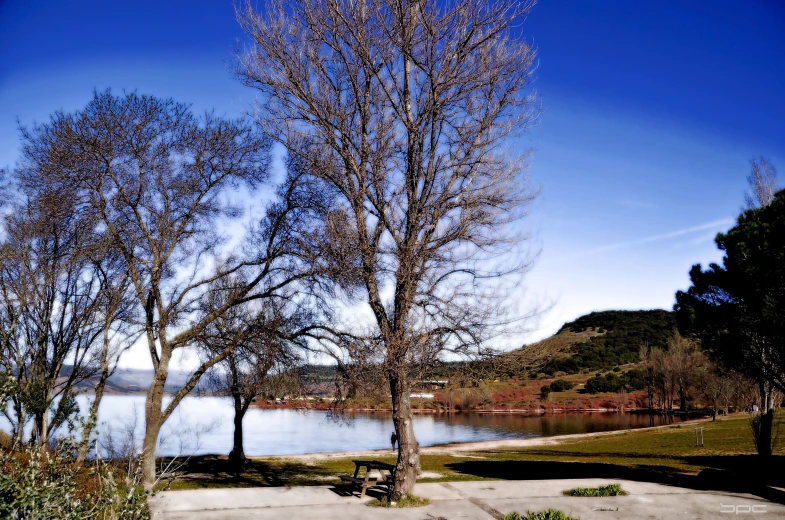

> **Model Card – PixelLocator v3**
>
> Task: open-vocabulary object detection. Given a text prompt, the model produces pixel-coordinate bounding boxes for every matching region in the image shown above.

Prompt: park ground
[156,413,785,517]
[149,478,785,519]
[162,414,785,491]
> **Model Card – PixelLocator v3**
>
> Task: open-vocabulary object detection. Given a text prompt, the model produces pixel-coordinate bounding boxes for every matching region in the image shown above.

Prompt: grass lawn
[162,414,785,491]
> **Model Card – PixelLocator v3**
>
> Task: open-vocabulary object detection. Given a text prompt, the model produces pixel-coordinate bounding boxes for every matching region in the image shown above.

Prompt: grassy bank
[163,413,784,492]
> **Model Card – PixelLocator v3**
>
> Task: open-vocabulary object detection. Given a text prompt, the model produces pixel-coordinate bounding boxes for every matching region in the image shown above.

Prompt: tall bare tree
[745,157,778,209]
[0,192,108,448]
[237,0,538,496]
[14,91,327,486]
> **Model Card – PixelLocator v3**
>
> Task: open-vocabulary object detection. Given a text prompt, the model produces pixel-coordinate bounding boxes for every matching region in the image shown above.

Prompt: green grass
[366,495,430,507]
[563,483,626,496]
[162,414,785,491]
[504,510,579,520]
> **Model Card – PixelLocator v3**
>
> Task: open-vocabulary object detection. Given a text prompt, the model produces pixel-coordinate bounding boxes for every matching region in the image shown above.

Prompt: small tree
[200,278,309,466]
[745,157,778,209]
[0,192,114,448]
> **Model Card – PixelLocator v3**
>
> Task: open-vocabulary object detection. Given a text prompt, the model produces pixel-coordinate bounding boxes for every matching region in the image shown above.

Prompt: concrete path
[149,479,784,519]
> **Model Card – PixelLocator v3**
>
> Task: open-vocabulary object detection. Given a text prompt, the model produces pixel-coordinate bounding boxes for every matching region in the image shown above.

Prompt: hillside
[495,328,603,376]
[68,367,203,394]
[509,309,676,375]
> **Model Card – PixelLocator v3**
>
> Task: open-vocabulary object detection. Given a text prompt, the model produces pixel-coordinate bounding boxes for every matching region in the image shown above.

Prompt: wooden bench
[339,460,396,499]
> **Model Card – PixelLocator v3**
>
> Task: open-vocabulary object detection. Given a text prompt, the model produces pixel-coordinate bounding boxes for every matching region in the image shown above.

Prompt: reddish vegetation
[251,377,649,413]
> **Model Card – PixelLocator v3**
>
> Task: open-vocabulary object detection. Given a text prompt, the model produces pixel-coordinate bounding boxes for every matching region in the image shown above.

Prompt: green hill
[516,309,676,375]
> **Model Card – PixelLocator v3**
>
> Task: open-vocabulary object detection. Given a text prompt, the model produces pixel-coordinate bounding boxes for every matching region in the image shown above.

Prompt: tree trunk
[142,371,167,489]
[77,370,109,463]
[760,381,768,413]
[33,408,49,448]
[751,408,774,456]
[229,394,246,467]
[13,406,25,447]
[389,373,419,499]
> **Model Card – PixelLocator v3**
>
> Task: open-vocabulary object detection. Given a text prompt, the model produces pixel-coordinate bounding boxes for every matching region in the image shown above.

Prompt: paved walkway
[149,479,784,519]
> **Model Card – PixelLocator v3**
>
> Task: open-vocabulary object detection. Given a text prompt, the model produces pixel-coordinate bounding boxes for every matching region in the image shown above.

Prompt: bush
[504,510,580,520]
[549,379,575,392]
[583,369,647,394]
[540,385,551,398]
[367,495,430,508]
[563,483,627,496]
[0,443,150,519]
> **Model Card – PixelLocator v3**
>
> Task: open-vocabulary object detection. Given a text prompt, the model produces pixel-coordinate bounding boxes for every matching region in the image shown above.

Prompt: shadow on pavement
[445,456,785,505]
[328,483,388,500]
[160,455,333,489]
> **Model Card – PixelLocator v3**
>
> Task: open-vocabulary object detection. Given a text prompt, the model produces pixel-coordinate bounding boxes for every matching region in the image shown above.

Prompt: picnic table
[339,460,396,498]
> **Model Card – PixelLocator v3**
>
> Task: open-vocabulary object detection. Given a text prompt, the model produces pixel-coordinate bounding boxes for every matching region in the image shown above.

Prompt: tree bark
[229,393,246,467]
[752,408,774,457]
[77,368,109,463]
[13,406,25,447]
[142,363,168,489]
[77,326,112,463]
[389,372,419,499]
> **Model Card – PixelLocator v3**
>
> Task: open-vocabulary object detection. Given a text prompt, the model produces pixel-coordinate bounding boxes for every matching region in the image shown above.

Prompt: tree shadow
[160,455,334,488]
[682,455,785,489]
[445,456,785,505]
[327,483,389,500]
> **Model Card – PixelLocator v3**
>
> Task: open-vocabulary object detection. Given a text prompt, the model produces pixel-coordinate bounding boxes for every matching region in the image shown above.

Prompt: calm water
[1,395,685,457]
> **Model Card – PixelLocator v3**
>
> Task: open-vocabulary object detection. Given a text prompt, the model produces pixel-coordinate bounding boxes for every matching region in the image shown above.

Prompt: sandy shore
[256,416,708,461]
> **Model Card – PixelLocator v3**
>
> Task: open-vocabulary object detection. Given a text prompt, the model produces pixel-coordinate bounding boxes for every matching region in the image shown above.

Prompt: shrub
[367,495,430,508]
[504,510,580,520]
[583,369,647,394]
[549,379,575,392]
[0,443,150,519]
[563,483,627,497]
[540,385,551,398]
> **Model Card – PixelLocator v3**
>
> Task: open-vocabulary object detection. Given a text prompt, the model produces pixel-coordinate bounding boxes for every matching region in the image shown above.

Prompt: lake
[2,395,685,457]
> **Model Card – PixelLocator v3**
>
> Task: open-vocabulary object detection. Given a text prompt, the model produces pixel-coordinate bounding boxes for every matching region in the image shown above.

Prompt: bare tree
[237,0,538,497]
[667,332,706,413]
[200,276,309,466]
[0,191,110,448]
[14,91,327,486]
[745,157,778,209]
[76,252,141,462]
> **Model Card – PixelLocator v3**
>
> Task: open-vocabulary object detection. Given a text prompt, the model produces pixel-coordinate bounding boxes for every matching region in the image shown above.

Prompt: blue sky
[1,0,784,367]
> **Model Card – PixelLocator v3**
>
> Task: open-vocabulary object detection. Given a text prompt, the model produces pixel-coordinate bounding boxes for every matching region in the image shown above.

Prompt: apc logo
[720,504,767,514]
